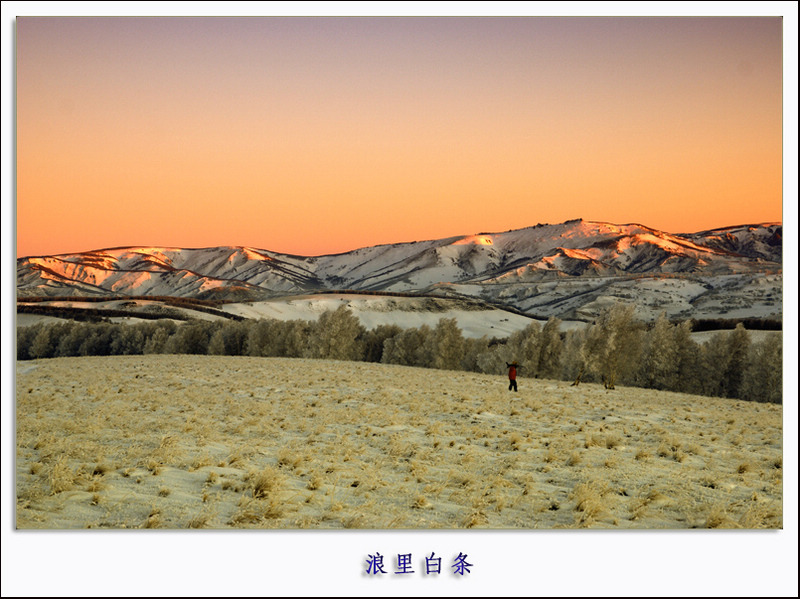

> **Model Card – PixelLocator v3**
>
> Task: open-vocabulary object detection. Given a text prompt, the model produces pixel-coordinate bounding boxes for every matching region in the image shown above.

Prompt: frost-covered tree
[306,305,365,361]
[247,318,311,358]
[536,317,564,379]
[78,322,115,356]
[28,323,58,359]
[163,321,213,355]
[637,312,680,390]
[462,336,491,373]
[721,323,750,399]
[382,326,429,367]
[696,324,751,399]
[740,333,782,403]
[247,319,272,357]
[208,321,249,356]
[561,328,587,384]
[581,303,643,389]
[55,322,87,357]
[17,325,38,360]
[110,323,145,355]
[505,321,542,375]
[143,322,176,354]
[475,342,508,375]
[422,318,466,371]
[671,320,703,395]
[698,331,729,397]
[362,324,402,363]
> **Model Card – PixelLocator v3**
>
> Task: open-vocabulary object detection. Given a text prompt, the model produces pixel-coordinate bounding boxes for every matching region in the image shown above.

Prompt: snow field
[16,355,782,530]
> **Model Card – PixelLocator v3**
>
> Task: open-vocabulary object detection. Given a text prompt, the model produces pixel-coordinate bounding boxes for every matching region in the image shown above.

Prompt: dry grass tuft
[48,456,76,495]
[342,514,366,528]
[412,495,430,509]
[306,474,324,491]
[566,451,582,467]
[143,507,163,529]
[738,502,780,529]
[86,478,105,493]
[508,432,523,451]
[187,509,215,529]
[570,480,611,526]
[699,475,719,490]
[703,504,740,529]
[277,447,305,470]
[461,509,489,528]
[247,466,285,500]
[230,495,284,524]
[92,463,111,476]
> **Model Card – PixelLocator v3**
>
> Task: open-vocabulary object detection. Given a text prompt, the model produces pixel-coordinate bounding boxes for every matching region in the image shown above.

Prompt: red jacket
[508,365,517,380]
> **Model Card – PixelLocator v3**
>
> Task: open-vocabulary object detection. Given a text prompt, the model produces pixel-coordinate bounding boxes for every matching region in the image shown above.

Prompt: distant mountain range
[16,219,782,321]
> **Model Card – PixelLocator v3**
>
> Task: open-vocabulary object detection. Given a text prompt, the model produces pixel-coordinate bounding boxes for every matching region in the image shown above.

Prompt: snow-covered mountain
[16,219,782,321]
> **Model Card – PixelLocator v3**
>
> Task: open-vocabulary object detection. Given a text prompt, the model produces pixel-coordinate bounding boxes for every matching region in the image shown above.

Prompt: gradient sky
[16,15,784,257]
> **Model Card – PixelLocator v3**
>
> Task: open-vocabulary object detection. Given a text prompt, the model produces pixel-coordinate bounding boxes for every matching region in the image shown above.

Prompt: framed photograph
[5,3,797,597]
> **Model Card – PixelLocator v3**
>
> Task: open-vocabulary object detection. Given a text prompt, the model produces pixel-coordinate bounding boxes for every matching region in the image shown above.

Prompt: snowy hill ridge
[17,219,782,320]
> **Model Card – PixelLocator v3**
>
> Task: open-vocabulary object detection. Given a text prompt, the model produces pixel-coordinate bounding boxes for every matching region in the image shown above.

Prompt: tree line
[16,303,782,403]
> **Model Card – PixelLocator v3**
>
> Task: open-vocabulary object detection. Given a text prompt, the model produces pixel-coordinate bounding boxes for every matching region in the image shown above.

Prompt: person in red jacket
[506,361,520,392]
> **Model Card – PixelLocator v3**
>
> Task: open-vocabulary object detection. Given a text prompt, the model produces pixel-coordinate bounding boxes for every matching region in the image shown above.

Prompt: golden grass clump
[570,480,611,527]
[738,502,781,529]
[566,451,582,467]
[143,507,163,529]
[703,504,740,529]
[247,466,285,500]
[187,508,215,529]
[48,456,76,495]
[461,509,489,528]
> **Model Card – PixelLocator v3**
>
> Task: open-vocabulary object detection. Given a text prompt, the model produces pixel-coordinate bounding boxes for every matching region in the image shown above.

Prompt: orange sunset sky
[15,13,785,258]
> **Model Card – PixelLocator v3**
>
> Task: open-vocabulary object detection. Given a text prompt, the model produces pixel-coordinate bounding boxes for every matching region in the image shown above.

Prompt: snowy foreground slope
[16,355,782,530]
[16,219,782,322]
